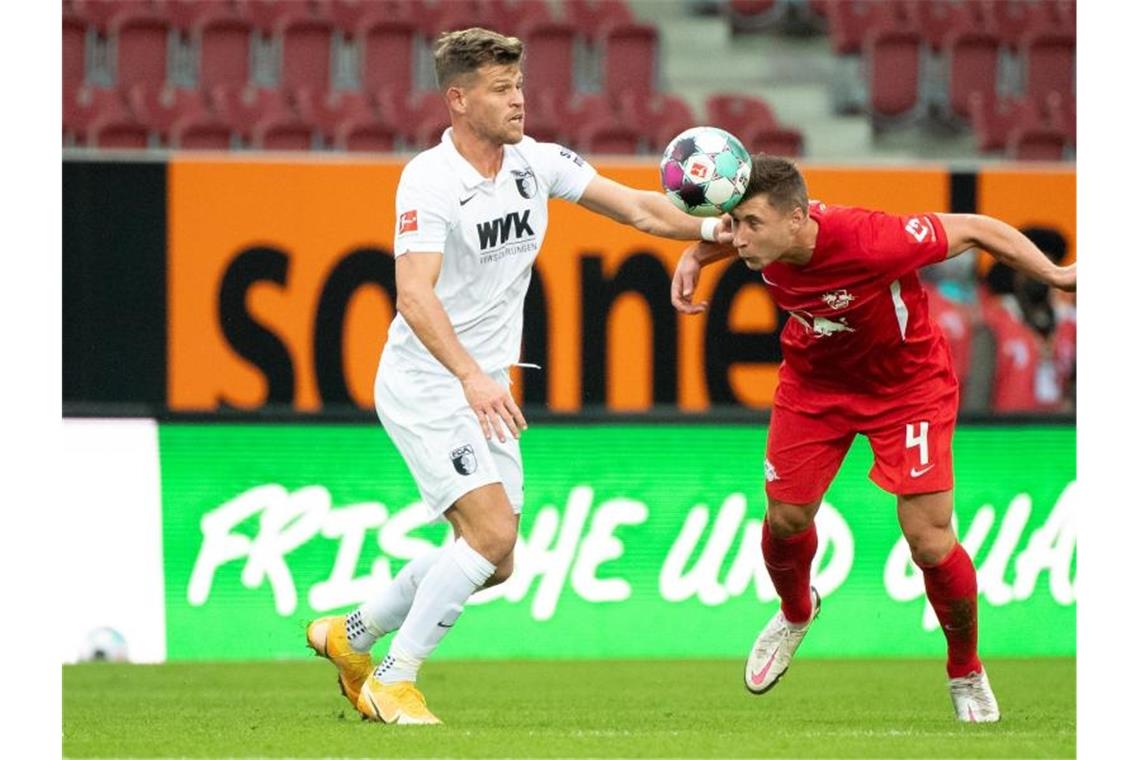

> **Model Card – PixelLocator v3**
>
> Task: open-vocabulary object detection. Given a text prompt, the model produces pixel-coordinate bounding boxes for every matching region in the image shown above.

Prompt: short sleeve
[393,161,452,256]
[865,210,949,277]
[529,142,598,202]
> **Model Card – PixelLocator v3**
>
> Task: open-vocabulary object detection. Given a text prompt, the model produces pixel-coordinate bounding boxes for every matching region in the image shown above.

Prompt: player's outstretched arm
[577,175,733,242]
[395,253,526,441]
[671,240,738,314]
[936,213,1076,292]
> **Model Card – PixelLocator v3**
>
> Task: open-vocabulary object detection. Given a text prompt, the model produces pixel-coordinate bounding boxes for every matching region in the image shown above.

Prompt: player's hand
[713,213,734,244]
[672,245,708,314]
[461,370,527,442]
[1052,263,1076,292]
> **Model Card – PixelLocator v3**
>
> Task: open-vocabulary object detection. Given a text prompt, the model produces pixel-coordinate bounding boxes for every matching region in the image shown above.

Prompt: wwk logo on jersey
[398,210,418,235]
[822,289,855,310]
[477,210,535,250]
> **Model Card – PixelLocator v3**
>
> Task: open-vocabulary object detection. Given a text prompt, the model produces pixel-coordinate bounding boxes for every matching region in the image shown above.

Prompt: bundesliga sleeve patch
[398,210,418,235]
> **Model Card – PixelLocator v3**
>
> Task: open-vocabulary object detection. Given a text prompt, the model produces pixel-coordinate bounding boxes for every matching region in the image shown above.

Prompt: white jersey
[383,128,597,375]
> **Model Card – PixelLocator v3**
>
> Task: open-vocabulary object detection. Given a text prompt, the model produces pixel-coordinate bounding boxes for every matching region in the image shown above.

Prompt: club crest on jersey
[821,289,855,310]
[450,444,477,475]
[512,168,537,199]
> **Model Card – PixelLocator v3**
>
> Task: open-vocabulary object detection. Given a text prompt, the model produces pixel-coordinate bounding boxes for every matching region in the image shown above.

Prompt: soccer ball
[79,626,129,662]
[660,126,752,217]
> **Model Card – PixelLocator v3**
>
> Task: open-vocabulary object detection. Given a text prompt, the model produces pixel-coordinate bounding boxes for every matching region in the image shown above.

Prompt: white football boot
[744,586,821,694]
[949,669,1001,722]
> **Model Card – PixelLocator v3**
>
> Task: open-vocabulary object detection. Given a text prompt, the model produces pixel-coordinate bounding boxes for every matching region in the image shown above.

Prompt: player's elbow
[395,285,431,320]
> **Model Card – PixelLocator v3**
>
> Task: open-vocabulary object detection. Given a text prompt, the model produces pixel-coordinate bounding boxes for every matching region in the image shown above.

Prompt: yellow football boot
[357,678,442,725]
[305,616,374,710]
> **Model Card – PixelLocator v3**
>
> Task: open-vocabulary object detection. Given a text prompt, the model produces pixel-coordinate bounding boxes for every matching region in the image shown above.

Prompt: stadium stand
[60,0,1075,158]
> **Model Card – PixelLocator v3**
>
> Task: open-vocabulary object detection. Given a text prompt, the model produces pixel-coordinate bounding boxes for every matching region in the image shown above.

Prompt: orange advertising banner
[167,157,1072,414]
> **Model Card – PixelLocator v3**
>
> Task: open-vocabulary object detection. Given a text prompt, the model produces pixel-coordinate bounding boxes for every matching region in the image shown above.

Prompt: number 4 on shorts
[906,421,930,467]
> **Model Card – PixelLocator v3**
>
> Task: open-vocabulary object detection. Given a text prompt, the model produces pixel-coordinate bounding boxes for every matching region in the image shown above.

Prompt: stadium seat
[276,14,334,94]
[295,88,381,140]
[617,91,696,153]
[864,25,923,131]
[485,0,554,38]
[912,0,964,53]
[109,7,171,91]
[88,109,151,148]
[575,119,642,154]
[1006,125,1067,161]
[563,0,634,42]
[64,85,129,145]
[166,0,244,30]
[128,83,211,138]
[357,16,416,110]
[518,20,576,99]
[726,0,783,35]
[983,0,1045,49]
[246,0,331,32]
[738,124,805,157]
[967,92,1038,152]
[406,91,451,149]
[208,84,296,142]
[251,113,319,150]
[73,0,133,33]
[705,93,780,137]
[334,117,398,152]
[599,21,658,103]
[944,29,1001,123]
[169,113,234,149]
[1021,29,1075,104]
[194,12,255,90]
[523,90,569,144]
[824,0,886,56]
[64,13,88,91]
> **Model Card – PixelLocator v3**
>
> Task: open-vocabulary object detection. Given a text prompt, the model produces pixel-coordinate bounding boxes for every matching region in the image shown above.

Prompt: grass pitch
[63,658,1073,758]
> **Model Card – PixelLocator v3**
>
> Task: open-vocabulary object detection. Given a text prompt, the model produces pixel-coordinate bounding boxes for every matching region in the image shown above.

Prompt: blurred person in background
[671,155,1075,722]
[921,249,993,414]
[977,227,1075,413]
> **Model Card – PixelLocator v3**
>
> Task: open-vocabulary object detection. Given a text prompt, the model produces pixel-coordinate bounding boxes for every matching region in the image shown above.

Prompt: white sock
[346,547,444,653]
[375,538,495,684]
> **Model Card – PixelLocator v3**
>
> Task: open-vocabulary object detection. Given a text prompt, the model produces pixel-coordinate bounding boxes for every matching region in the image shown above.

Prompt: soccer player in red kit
[670,155,1076,722]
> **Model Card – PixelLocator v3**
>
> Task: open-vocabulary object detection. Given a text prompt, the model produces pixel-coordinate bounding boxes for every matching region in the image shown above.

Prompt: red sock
[920,543,983,679]
[762,520,817,624]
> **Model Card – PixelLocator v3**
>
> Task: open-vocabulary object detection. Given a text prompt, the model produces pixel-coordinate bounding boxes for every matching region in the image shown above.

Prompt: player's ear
[445,86,466,114]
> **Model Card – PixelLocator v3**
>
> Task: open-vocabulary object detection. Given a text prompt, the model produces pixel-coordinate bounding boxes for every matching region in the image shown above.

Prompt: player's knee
[905,528,956,567]
[765,502,816,538]
[484,553,514,589]
[466,520,517,565]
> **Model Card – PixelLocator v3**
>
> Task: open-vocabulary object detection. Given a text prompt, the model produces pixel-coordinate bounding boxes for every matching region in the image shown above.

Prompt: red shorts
[765,379,957,504]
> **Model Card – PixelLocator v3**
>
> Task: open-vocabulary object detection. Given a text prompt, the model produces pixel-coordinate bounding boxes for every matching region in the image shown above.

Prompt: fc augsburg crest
[512,168,537,199]
[450,444,478,475]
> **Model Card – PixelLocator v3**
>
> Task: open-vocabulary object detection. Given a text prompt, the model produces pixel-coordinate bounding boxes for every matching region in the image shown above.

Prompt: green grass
[63,658,1074,758]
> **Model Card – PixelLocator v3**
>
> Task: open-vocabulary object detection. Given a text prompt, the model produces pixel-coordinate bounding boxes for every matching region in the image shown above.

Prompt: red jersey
[763,202,956,404]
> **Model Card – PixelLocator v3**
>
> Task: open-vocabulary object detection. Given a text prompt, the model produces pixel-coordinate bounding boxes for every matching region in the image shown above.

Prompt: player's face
[729,194,807,269]
[462,63,526,145]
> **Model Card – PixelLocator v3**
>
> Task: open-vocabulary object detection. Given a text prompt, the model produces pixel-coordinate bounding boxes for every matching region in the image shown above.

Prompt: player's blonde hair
[742,154,809,214]
[433,28,524,88]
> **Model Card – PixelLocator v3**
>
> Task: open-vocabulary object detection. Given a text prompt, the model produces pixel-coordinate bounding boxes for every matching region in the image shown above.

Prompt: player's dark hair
[741,154,809,214]
[434,28,524,88]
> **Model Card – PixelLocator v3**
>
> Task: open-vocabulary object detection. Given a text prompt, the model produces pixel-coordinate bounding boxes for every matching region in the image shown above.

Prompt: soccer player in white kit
[305,27,730,724]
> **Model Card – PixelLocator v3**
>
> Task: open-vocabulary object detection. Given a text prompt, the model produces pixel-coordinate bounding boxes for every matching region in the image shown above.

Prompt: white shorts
[374,352,524,521]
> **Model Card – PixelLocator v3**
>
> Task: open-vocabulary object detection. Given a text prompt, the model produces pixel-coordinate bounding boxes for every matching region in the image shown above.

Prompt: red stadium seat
[406,92,451,149]
[246,0,331,32]
[726,0,782,35]
[73,0,133,33]
[109,7,171,91]
[523,90,569,144]
[705,93,779,137]
[967,92,1039,152]
[64,14,88,91]
[518,20,576,99]
[1007,125,1067,161]
[166,0,243,30]
[983,0,1045,49]
[327,0,414,32]
[617,91,696,153]
[276,14,334,94]
[912,0,966,52]
[295,89,382,140]
[424,0,484,37]
[485,0,553,38]
[128,84,210,138]
[564,0,634,42]
[944,29,1001,123]
[357,16,416,105]
[334,117,398,152]
[576,119,642,154]
[170,113,234,149]
[195,12,254,90]
[89,110,151,148]
[208,84,296,141]
[599,21,658,102]
[824,0,886,55]
[251,114,318,150]
[1021,29,1075,103]
[64,85,130,145]
[739,124,804,157]
[864,26,923,129]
